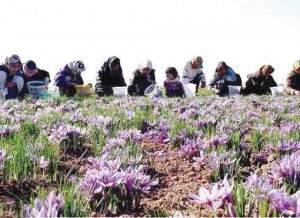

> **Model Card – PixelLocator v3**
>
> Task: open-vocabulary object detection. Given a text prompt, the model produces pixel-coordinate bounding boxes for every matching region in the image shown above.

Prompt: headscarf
[67,60,86,75]
[139,60,152,72]
[101,56,122,76]
[5,54,21,67]
[259,65,274,76]
[293,60,300,71]
[216,61,228,72]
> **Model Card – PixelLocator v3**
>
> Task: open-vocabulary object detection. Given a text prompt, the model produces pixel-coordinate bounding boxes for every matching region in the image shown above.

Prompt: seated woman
[95,56,127,96]
[208,61,238,96]
[285,60,300,96]
[164,67,184,97]
[127,60,156,96]
[0,54,24,100]
[54,60,86,97]
[242,65,277,95]
[19,60,51,98]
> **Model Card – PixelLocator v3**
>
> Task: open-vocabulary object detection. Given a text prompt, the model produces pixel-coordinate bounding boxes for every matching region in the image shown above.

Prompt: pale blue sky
[1,0,299,86]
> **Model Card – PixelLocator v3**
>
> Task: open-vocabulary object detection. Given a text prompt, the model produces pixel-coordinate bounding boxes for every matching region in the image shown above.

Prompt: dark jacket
[242,65,277,95]
[95,56,127,96]
[127,69,156,96]
[243,73,277,95]
[285,70,300,95]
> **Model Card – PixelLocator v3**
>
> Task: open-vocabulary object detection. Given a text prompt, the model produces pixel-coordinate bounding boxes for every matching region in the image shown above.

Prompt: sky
[1,0,300,87]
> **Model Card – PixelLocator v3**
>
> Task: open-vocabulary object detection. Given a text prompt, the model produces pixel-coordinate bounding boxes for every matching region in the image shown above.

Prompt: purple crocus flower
[269,189,300,216]
[189,174,234,211]
[38,156,49,169]
[270,153,300,186]
[189,182,226,210]
[23,190,64,217]
[0,149,6,169]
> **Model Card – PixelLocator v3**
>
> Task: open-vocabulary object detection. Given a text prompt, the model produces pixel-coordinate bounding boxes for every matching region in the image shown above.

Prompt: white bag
[183,84,196,97]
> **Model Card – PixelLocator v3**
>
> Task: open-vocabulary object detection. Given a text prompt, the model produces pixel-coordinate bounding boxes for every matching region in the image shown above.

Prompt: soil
[0,140,272,217]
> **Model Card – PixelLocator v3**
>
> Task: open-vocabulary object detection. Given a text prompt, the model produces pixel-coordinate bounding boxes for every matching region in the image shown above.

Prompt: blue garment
[223,68,237,82]
[208,68,238,96]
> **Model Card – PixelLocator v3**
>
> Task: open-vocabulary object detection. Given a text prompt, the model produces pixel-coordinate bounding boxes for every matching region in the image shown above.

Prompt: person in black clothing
[242,65,277,95]
[127,60,156,96]
[19,60,51,98]
[95,56,127,96]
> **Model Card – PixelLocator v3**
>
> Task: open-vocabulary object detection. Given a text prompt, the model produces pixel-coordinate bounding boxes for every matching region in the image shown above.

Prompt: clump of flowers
[0,124,21,137]
[23,190,64,217]
[48,124,87,145]
[79,156,158,214]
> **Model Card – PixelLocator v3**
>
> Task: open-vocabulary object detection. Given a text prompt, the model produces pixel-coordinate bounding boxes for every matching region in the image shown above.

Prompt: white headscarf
[67,60,86,75]
[139,60,152,71]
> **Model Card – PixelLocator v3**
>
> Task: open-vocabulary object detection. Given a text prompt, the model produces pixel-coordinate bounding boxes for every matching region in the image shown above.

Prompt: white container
[228,86,241,96]
[112,86,127,97]
[183,84,196,97]
[144,84,159,97]
[270,86,284,97]
[27,81,47,97]
[181,78,190,84]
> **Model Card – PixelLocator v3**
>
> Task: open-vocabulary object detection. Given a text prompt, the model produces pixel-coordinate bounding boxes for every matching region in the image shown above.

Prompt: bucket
[144,84,159,97]
[270,86,284,97]
[27,81,47,98]
[228,86,241,96]
[112,86,127,97]
[183,84,196,97]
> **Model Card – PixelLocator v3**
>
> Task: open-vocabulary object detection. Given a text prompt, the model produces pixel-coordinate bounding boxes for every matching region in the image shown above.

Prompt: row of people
[1,54,300,100]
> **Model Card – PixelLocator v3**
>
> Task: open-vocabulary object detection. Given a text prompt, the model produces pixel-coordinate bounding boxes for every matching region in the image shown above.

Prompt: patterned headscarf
[5,54,21,67]
[67,60,86,75]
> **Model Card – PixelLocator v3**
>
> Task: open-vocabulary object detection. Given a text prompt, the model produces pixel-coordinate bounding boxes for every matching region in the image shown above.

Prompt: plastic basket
[144,84,159,97]
[270,86,284,97]
[40,92,60,100]
[75,85,92,95]
[112,87,127,97]
[27,81,47,98]
[228,86,241,96]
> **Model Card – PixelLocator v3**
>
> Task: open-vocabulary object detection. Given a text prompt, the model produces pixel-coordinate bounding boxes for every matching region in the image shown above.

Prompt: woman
[54,60,86,97]
[95,56,127,97]
[208,61,238,96]
[285,60,300,96]
[242,65,277,95]
[182,56,206,94]
[0,54,24,100]
[127,60,156,96]
[19,60,51,98]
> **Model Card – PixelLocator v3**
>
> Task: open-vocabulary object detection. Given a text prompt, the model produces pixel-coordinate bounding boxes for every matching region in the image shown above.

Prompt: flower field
[1,94,300,217]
